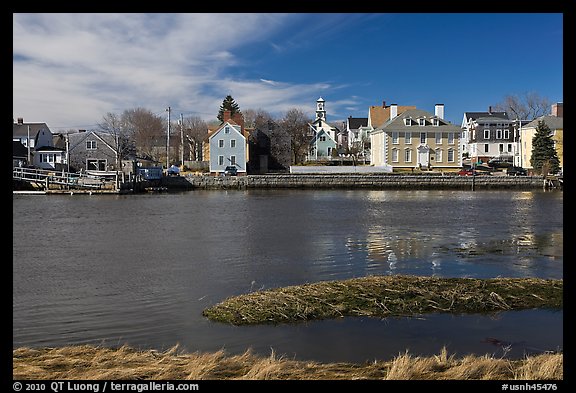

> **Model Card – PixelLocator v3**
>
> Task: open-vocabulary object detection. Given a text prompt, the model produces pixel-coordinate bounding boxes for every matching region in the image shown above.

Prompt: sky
[13,13,563,132]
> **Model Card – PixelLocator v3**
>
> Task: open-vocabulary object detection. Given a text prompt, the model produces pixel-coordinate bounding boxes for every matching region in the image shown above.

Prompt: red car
[458,168,474,176]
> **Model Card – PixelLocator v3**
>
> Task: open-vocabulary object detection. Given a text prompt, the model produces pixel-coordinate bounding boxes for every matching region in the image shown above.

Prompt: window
[447,149,455,162]
[483,129,490,139]
[405,132,412,144]
[218,155,224,165]
[447,133,454,145]
[432,118,439,126]
[320,136,326,142]
[435,132,441,144]
[484,144,489,153]
[404,148,412,162]
[86,140,97,150]
[218,139,224,148]
[418,118,426,126]
[507,143,513,153]
[404,118,412,126]
[435,148,442,163]
[392,148,399,162]
[224,126,230,134]
[504,129,510,139]
[496,129,503,139]
[230,139,236,148]
[420,133,426,144]
[392,132,399,144]
[499,144,504,152]
[230,155,236,165]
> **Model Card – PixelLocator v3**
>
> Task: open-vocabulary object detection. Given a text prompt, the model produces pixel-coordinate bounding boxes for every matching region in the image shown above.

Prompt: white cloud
[13,13,335,128]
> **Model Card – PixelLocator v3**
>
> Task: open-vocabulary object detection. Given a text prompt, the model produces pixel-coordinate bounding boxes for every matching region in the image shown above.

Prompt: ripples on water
[13,190,562,362]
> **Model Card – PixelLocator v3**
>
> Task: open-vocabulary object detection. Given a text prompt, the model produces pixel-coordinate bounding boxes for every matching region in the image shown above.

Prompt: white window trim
[435,148,442,163]
[391,148,399,162]
[405,132,412,144]
[218,155,224,166]
[448,132,455,145]
[404,148,411,163]
[483,129,490,139]
[435,132,441,144]
[447,148,455,163]
[420,133,426,144]
[392,132,399,144]
[230,139,236,148]
[496,129,503,139]
[404,118,412,126]
[230,155,236,166]
[218,139,224,148]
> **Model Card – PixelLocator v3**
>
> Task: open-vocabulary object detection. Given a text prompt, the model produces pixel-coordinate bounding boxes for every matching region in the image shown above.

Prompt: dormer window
[432,118,439,126]
[404,118,412,126]
[418,118,426,126]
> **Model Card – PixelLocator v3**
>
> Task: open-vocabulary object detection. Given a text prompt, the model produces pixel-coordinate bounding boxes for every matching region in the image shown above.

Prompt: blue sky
[13,13,563,131]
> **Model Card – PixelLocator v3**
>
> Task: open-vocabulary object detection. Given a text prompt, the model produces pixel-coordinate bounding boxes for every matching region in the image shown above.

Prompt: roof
[35,145,66,152]
[474,117,513,124]
[524,115,563,130]
[208,121,245,141]
[67,130,116,151]
[12,141,28,158]
[13,122,51,138]
[348,117,368,129]
[464,112,509,122]
[375,109,461,133]
[369,105,416,129]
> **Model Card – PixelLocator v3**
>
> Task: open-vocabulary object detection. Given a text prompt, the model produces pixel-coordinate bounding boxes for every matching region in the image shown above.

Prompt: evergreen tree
[530,120,560,175]
[217,95,241,122]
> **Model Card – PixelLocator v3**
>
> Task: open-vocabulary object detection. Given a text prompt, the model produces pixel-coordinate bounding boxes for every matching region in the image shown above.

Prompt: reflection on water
[13,189,562,362]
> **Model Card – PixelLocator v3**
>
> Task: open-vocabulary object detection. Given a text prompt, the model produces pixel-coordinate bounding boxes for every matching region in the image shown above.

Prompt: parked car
[487,157,513,168]
[224,165,238,176]
[458,168,474,176]
[167,165,180,176]
[506,166,527,176]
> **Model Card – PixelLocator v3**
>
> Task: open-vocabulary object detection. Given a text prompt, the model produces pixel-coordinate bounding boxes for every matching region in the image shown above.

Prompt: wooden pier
[13,167,120,193]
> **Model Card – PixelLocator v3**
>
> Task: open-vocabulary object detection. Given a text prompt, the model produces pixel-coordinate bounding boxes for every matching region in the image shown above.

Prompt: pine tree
[217,95,241,123]
[530,120,560,175]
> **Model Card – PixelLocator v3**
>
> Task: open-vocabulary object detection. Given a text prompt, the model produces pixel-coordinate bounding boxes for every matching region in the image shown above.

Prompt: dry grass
[13,345,562,380]
[202,275,563,325]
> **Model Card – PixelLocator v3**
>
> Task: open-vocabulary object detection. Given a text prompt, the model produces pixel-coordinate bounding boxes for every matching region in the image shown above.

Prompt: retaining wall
[173,174,547,190]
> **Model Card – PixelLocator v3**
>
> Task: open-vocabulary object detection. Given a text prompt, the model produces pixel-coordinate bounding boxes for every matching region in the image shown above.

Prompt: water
[13,189,563,363]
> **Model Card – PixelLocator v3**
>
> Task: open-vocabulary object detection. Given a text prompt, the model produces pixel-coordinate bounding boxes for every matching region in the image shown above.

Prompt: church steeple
[316,97,326,122]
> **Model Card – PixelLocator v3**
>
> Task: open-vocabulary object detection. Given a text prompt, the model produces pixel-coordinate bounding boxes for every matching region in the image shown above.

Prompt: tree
[492,92,551,121]
[97,112,134,171]
[121,108,165,163]
[280,108,312,165]
[182,116,207,161]
[530,120,560,175]
[217,95,241,122]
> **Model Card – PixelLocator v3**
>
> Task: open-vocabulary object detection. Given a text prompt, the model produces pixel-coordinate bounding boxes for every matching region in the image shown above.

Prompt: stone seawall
[168,174,547,190]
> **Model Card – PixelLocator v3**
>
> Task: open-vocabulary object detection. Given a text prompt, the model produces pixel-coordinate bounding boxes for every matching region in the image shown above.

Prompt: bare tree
[121,108,165,162]
[97,112,133,170]
[280,108,312,165]
[182,116,207,161]
[492,92,552,121]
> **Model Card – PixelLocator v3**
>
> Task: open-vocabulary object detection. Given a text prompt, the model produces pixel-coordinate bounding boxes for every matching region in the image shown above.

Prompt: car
[167,165,180,176]
[458,168,474,176]
[487,157,513,168]
[506,166,527,176]
[224,166,238,176]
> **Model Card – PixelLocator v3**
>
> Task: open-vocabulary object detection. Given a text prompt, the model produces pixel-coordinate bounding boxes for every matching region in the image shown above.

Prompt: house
[370,104,461,170]
[208,111,248,175]
[307,97,339,160]
[247,120,291,173]
[67,130,120,172]
[13,118,64,169]
[519,102,563,171]
[461,108,516,166]
[368,101,416,130]
[12,141,29,168]
[344,116,370,160]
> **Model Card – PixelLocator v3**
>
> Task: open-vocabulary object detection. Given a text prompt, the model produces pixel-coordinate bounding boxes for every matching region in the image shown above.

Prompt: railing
[13,167,118,190]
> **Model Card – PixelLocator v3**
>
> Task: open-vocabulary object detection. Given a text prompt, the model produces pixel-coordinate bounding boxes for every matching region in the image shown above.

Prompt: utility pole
[27,125,31,164]
[180,113,184,170]
[166,106,171,169]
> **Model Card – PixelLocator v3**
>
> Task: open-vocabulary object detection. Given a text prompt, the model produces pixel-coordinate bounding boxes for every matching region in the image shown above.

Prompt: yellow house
[519,103,563,171]
[371,104,461,170]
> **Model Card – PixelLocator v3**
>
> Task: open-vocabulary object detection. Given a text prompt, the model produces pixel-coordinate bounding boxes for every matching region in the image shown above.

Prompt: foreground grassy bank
[13,345,562,380]
[203,275,563,325]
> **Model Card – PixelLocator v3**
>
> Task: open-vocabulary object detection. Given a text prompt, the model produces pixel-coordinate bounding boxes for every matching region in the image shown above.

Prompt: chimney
[79,129,86,133]
[223,110,232,122]
[232,112,245,132]
[382,100,386,108]
[435,104,444,119]
[551,102,563,117]
[390,104,398,119]
[17,117,23,125]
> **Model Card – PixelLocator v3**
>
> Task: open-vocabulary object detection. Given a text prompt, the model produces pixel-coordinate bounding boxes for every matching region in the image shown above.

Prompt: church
[308,97,339,160]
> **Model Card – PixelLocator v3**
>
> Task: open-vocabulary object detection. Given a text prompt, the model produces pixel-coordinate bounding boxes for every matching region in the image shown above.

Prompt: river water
[12,189,563,363]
